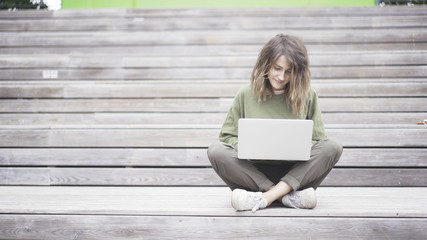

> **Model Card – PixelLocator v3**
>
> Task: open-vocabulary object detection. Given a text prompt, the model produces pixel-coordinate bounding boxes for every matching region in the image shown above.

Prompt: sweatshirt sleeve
[307,88,327,141]
[218,88,244,149]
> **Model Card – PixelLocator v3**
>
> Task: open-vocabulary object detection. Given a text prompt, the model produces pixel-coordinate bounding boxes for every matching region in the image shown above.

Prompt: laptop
[237,118,313,161]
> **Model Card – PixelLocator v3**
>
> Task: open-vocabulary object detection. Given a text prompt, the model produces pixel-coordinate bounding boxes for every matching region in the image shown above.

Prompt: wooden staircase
[0,6,426,239]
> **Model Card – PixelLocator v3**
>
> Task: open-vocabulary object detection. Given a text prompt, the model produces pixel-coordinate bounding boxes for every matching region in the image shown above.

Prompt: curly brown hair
[251,34,311,115]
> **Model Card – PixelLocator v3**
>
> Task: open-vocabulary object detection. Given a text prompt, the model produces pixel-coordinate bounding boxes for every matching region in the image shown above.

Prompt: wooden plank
[1,65,425,80]
[0,112,423,125]
[0,186,426,217]
[0,6,426,18]
[0,128,426,147]
[327,128,427,148]
[5,124,421,130]
[2,43,427,55]
[0,98,232,113]
[2,16,427,31]
[0,148,425,167]
[0,81,426,98]
[322,112,426,125]
[323,168,427,187]
[0,167,222,186]
[0,113,225,125]
[2,29,426,47]
[0,214,426,240]
[318,98,427,112]
[1,53,426,68]
[0,148,209,167]
[0,168,50,185]
[0,98,425,113]
[339,148,427,167]
[0,167,426,187]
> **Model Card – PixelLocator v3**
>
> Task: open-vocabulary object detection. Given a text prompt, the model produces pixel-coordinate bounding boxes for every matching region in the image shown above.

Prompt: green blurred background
[62,0,376,9]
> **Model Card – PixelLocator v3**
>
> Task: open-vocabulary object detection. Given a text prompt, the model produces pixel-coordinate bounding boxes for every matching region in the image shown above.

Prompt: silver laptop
[238,118,313,161]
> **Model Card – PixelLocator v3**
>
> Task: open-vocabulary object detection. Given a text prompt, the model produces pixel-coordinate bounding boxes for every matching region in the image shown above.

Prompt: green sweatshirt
[219,84,327,149]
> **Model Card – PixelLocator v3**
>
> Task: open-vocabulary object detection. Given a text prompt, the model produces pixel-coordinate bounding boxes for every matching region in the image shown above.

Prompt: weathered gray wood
[0,186,426,238]
[0,113,226,125]
[0,215,426,240]
[0,128,425,147]
[0,98,425,113]
[1,7,426,19]
[0,167,425,187]
[321,112,426,125]
[0,124,422,129]
[0,168,50,185]
[339,148,427,167]
[0,148,209,167]
[0,112,423,125]
[2,29,426,47]
[0,98,233,113]
[2,53,425,68]
[324,168,427,187]
[0,186,426,217]
[0,6,425,240]
[2,15,427,31]
[1,65,425,80]
[0,148,425,167]
[2,43,427,55]
[0,81,425,98]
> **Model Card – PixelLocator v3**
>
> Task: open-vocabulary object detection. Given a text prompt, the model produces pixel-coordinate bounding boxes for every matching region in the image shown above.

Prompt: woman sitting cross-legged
[207,34,343,212]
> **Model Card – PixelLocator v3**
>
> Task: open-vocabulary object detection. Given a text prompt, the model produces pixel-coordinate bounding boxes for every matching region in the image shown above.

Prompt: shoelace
[287,192,302,209]
[251,200,262,213]
[250,195,265,213]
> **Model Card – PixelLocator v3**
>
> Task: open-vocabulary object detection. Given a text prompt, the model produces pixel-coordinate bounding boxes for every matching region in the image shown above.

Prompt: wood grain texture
[2,15,427,31]
[2,43,427,55]
[0,112,424,125]
[0,128,425,147]
[0,214,426,240]
[2,29,426,47]
[1,80,426,98]
[0,187,426,217]
[1,66,426,80]
[1,6,426,19]
[0,167,425,187]
[1,6,426,240]
[1,148,425,167]
[0,98,425,113]
[1,52,426,68]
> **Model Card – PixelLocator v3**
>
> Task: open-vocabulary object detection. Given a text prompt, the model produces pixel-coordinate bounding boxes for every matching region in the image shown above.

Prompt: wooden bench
[0,6,426,239]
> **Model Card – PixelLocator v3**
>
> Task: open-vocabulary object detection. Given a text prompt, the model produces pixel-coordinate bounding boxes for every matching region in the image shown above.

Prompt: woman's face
[268,55,291,91]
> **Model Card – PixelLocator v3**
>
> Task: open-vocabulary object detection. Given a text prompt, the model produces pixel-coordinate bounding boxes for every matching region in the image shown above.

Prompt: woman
[207,34,343,213]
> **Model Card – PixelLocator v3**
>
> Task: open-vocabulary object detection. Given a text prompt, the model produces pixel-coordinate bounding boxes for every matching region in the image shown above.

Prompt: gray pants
[207,139,343,192]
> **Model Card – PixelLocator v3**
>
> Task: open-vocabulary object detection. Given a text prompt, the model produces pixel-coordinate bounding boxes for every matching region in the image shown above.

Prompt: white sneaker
[281,188,317,209]
[231,189,268,213]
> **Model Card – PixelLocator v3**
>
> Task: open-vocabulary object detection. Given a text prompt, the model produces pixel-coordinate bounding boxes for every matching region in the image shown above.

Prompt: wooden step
[1,52,426,68]
[0,98,425,113]
[3,43,427,55]
[2,66,425,80]
[0,148,425,167]
[1,6,426,19]
[2,29,426,47]
[2,15,427,31]
[1,80,426,98]
[0,186,425,217]
[0,112,424,125]
[0,128,425,147]
[0,186,425,239]
[0,167,425,187]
